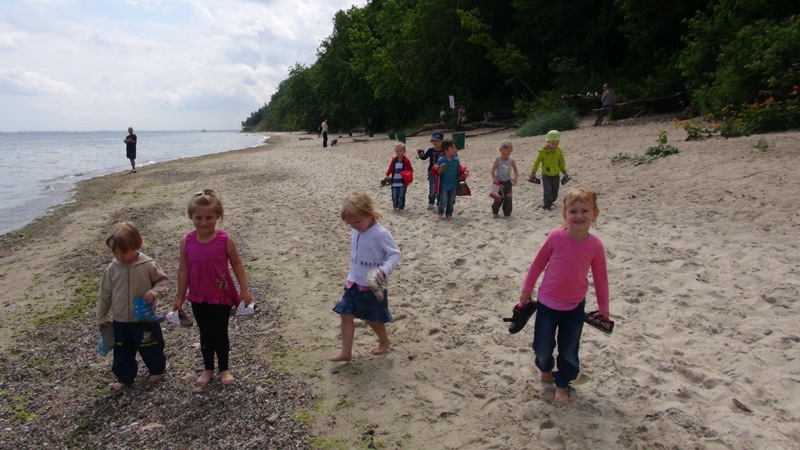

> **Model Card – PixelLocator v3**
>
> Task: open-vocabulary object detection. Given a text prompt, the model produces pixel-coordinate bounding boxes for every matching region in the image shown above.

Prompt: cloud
[0,0,366,131]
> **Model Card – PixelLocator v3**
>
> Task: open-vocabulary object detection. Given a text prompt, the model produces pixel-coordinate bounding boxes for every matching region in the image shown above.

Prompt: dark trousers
[491,180,513,216]
[532,300,585,388]
[542,174,560,208]
[191,302,232,372]
[322,131,328,148]
[112,321,166,384]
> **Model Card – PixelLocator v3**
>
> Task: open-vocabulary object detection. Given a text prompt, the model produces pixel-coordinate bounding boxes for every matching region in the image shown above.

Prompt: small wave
[43,184,55,192]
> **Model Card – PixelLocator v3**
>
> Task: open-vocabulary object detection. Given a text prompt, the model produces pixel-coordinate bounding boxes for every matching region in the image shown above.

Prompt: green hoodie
[531,146,566,177]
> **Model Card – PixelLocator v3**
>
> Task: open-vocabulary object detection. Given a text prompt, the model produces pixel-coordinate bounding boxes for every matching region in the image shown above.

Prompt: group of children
[97,130,609,405]
[387,129,571,219]
[97,189,252,390]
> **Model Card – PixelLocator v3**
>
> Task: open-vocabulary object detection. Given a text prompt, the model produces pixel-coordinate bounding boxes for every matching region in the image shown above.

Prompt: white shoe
[235,302,256,316]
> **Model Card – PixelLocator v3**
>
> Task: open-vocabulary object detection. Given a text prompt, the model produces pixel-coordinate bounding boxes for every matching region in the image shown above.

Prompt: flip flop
[503,301,537,334]
[584,310,614,334]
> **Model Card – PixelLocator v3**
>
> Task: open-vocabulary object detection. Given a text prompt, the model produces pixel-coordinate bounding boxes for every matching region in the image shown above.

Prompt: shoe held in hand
[560,175,571,185]
[528,176,541,184]
[235,302,256,316]
[503,301,537,334]
[366,269,387,301]
[584,310,614,334]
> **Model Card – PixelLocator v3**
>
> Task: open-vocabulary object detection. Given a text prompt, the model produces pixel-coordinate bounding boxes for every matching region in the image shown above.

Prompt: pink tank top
[185,230,240,306]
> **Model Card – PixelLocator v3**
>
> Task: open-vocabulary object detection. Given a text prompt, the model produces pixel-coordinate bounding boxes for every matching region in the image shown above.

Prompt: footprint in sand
[538,420,566,449]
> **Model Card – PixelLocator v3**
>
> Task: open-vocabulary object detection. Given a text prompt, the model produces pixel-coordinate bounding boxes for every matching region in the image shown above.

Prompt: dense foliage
[242,0,800,135]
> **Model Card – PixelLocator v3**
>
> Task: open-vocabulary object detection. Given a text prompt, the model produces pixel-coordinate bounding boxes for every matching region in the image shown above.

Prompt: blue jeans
[532,300,585,388]
[437,188,457,217]
[427,174,437,205]
[391,185,407,209]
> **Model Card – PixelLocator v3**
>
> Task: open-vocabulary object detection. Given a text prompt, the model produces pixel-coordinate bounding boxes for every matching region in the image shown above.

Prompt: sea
[0,130,268,236]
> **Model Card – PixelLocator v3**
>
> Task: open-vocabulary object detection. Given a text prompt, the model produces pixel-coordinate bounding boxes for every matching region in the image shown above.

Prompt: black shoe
[503,302,537,334]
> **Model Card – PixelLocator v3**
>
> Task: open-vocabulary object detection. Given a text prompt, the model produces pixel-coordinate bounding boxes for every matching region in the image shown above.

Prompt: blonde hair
[187,189,225,228]
[394,142,406,152]
[341,192,382,222]
[498,140,513,152]
[561,188,600,224]
[105,221,143,252]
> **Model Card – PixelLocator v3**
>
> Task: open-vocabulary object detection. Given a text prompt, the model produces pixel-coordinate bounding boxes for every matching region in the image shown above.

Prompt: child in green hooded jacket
[529,130,571,210]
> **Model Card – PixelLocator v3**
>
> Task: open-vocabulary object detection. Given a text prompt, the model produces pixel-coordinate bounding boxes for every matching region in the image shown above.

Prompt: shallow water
[0,130,267,235]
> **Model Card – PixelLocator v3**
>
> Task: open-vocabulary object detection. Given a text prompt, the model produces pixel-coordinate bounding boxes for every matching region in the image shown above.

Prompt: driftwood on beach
[562,92,688,117]
[410,119,519,136]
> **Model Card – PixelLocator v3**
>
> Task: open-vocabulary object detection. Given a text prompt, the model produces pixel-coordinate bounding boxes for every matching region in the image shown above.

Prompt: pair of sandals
[503,302,614,335]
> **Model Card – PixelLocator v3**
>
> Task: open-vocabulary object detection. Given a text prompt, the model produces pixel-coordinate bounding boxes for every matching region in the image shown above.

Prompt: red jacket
[386,156,414,186]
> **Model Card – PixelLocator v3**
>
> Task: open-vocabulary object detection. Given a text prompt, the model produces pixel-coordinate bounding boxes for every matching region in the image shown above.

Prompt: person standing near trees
[321,119,329,148]
[594,83,615,126]
[124,127,137,173]
[457,104,467,126]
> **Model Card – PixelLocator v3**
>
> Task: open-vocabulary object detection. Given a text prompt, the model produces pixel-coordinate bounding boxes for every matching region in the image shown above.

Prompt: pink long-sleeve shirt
[522,228,609,313]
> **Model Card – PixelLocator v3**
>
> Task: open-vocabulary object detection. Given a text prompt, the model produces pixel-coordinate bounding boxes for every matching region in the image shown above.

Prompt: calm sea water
[0,130,268,236]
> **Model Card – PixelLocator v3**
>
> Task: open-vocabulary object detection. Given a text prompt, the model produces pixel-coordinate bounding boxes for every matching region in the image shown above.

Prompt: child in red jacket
[385,142,414,211]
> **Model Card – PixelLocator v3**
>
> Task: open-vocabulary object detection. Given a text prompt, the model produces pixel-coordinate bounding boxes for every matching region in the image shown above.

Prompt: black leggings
[191,302,232,372]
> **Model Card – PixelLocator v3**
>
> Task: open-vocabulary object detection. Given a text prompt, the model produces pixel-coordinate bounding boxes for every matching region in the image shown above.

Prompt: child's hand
[519,291,533,303]
[593,310,610,321]
[240,291,253,307]
[144,291,156,303]
[173,297,185,312]
[437,163,447,174]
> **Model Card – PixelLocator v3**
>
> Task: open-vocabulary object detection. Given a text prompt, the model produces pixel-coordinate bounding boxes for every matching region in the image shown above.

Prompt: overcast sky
[0,0,366,132]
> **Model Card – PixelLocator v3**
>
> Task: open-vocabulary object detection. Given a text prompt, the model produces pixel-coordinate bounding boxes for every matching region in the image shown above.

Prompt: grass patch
[309,437,349,450]
[34,273,98,326]
[754,137,774,152]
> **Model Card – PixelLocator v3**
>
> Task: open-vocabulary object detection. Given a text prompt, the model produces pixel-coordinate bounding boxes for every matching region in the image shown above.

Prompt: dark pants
[322,131,328,148]
[427,174,438,206]
[532,300,585,388]
[191,302,232,372]
[491,180,513,216]
[542,174,560,209]
[391,185,407,209]
[112,321,166,384]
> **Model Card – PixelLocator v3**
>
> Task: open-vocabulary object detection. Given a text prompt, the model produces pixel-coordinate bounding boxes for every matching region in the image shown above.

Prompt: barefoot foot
[554,387,569,405]
[148,374,163,384]
[329,352,353,362]
[369,341,391,355]
[110,382,128,391]
[540,371,555,383]
[219,370,236,385]
[195,370,213,386]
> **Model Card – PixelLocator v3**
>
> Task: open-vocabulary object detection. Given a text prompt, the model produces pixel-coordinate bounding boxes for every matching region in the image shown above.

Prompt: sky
[0,0,367,131]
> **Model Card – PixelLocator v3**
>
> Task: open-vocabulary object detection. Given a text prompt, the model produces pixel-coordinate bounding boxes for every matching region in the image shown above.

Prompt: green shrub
[516,108,578,137]
[612,131,680,166]
[675,117,720,140]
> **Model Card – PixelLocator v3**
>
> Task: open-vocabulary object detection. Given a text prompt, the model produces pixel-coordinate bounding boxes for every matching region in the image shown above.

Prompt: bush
[674,117,720,140]
[611,131,680,165]
[516,108,578,137]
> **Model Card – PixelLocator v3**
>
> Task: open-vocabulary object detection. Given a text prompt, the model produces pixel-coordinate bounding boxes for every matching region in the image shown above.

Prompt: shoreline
[1,122,799,448]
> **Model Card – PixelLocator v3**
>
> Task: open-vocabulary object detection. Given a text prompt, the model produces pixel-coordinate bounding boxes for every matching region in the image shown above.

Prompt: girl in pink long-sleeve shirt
[519,187,609,405]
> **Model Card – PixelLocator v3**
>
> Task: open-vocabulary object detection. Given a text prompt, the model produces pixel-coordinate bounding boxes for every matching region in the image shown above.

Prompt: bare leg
[129,158,136,172]
[540,371,555,383]
[219,370,236,385]
[329,314,355,362]
[554,387,569,404]
[196,369,213,386]
[366,320,391,355]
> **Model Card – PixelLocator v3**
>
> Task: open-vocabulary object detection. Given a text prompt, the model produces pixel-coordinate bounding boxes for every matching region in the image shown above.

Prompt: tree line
[242,0,799,136]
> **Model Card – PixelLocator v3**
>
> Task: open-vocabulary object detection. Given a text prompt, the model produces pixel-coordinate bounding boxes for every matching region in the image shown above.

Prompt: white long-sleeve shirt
[347,222,400,286]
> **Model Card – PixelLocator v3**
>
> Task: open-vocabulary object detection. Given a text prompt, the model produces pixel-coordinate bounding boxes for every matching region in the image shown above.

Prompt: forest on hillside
[242,0,800,136]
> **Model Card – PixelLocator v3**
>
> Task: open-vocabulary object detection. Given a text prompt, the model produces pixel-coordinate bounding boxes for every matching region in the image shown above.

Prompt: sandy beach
[1,116,799,448]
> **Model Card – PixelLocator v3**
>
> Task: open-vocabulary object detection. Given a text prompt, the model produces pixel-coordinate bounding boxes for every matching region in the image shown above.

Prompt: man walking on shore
[124,127,137,173]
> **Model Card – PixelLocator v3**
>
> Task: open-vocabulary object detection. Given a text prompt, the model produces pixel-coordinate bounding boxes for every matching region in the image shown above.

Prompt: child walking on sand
[386,142,414,211]
[96,221,169,390]
[435,139,464,220]
[330,192,401,361]
[529,130,570,210]
[173,189,253,386]
[490,140,519,217]
[417,130,445,210]
[519,188,609,404]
